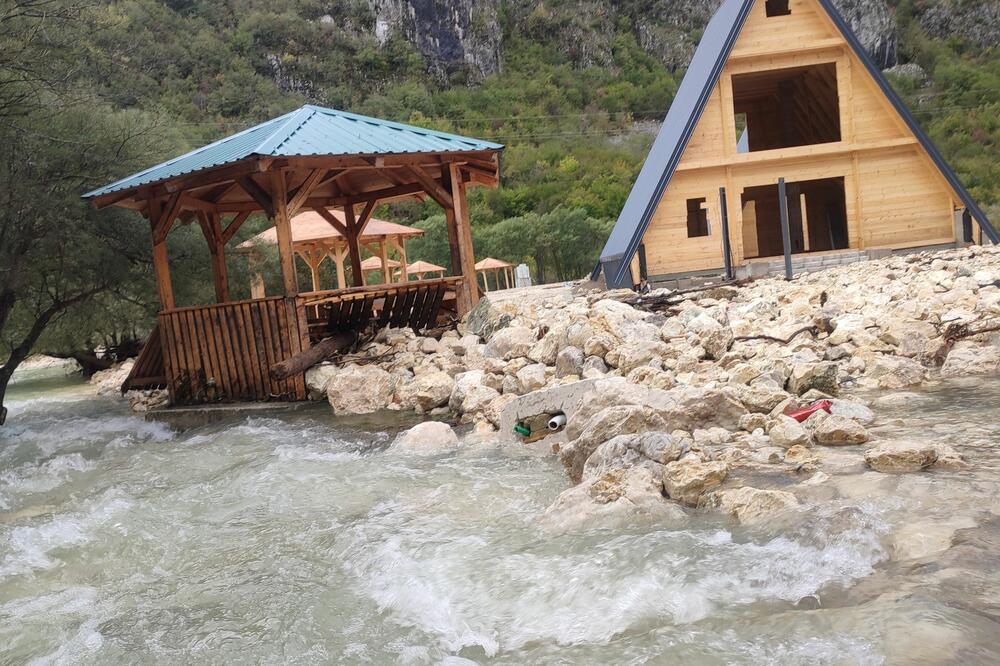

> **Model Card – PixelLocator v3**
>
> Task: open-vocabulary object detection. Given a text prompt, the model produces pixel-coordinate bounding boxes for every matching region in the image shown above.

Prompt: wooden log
[269,331,355,381]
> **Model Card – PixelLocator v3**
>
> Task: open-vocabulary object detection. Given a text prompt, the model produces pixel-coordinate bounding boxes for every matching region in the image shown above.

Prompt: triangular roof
[406,260,447,274]
[83,104,503,199]
[475,257,513,270]
[237,209,422,249]
[596,0,997,286]
[360,256,401,270]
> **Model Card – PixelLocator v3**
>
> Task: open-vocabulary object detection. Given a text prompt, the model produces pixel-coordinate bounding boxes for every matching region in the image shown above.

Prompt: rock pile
[302,245,1000,524]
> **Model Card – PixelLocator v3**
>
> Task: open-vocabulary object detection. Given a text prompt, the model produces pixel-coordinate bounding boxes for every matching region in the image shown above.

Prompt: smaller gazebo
[239,209,422,293]
[406,260,447,280]
[358,256,401,283]
[475,257,515,291]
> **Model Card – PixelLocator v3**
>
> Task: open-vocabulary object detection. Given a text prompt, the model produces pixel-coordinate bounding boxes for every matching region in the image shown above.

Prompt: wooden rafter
[287,168,328,215]
[236,176,274,218]
[221,211,251,244]
[312,207,349,236]
[405,164,454,209]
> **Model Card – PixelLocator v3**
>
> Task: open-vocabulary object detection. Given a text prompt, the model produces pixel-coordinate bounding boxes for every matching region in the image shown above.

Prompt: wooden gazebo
[238,209,423,292]
[405,260,447,280]
[475,257,515,291]
[83,104,502,404]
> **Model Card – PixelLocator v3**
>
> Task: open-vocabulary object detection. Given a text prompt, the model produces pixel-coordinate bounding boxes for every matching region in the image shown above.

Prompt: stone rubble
[165,246,1000,524]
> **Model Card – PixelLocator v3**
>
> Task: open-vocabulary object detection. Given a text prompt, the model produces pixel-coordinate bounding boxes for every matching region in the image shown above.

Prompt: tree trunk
[269,331,355,381]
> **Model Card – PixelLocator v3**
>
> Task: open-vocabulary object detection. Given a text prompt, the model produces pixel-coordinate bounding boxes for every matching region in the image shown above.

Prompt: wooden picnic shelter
[83,104,502,405]
[475,257,515,291]
[405,260,447,280]
[238,209,423,292]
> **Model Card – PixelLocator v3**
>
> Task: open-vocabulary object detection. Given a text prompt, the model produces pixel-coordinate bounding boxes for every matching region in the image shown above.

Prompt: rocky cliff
[366,0,905,82]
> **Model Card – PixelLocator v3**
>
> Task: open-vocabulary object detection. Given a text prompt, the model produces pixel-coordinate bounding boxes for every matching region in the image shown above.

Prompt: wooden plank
[377,292,397,329]
[225,304,254,401]
[191,308,217,397]
[257,299,282,398]
[270,171,298,297]
[158,317,177,403]
[184,309,206,400]
[207,305,235,399]
[248,303,272,400]
[239,302,265,400]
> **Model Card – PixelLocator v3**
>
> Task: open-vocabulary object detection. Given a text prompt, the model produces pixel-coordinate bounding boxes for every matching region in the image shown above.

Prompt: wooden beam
[313,207,349,236]
[153,191,183,244]
[237,176,274,218]
[287,168,328,216]
[221,211,251,245]
[198,211,230,302]
[344,204,364,288]
[406,165,454,209]
[147,197,175,310]
[355,198,377,236]
[269,171,298,296]
[448,162,479,312]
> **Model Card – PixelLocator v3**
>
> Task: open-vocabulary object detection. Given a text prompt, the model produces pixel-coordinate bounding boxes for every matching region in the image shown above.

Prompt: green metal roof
[83,104,504,199]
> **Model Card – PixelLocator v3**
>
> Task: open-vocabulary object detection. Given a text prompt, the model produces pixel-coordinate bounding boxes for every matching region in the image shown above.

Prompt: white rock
[662,457,729,506]
[391,421,459,453]
[326,364,394,414]
[701,487,799,524]
[483,326,536,360]
[768,415,811,448]
[865,440,938,473]
[812,414,869,445]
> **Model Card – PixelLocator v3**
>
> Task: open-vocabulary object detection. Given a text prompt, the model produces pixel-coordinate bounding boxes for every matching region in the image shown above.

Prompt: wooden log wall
[158,297,308,404]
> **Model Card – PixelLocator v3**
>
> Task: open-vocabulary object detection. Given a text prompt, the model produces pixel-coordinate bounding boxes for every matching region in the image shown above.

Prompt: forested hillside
[0,0,997,402]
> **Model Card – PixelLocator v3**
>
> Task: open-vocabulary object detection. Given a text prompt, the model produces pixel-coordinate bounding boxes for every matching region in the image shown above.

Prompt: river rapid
[2,364,999,664]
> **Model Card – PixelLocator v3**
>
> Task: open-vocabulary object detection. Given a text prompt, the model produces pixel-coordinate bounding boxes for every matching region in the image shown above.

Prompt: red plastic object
[785,399,833,422]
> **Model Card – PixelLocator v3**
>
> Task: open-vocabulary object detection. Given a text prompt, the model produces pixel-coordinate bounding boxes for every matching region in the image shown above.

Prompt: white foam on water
[0,453,96,510]
[338,500,890,657]
[0,489,132,579]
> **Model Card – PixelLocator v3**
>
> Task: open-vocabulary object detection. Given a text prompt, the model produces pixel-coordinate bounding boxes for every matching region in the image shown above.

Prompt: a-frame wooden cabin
[596,0,997,289]
[84,105,501,405]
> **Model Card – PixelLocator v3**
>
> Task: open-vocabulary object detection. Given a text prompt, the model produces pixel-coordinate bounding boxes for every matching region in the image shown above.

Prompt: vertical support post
[448,162,479,312]
[148,197,175,311]
[249,253,265,299]
[397,238,408,283]
[200,212,230,303]
[379,240,391,284]
[331,245,347,289]
[718,187,734,281]
[344,204,364,287]
[306,251,322,292]
[269,171,298,296]
[778,177,793,280]
[799,193,811,252]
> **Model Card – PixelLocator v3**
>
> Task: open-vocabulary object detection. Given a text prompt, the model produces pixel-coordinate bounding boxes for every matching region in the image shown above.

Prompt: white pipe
[547,413,567,431]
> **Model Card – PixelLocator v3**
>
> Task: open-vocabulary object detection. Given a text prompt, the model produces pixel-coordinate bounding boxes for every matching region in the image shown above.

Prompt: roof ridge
[253,106,318,156]
[304,103,504,149]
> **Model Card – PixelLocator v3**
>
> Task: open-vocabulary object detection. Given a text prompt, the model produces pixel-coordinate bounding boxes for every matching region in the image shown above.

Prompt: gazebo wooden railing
[87,104,502,405]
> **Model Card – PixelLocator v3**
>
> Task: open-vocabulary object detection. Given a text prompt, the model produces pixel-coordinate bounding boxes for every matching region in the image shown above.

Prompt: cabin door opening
[740,177,848,259]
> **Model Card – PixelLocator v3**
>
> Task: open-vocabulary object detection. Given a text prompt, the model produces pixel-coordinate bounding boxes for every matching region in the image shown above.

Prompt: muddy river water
[1,364,998,664]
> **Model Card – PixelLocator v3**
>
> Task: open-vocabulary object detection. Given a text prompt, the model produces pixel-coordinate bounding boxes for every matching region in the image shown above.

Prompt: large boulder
[461,385,502,418]
[582,432,686,479]
[326,364,394,414]
[305,363,338,399]
[589,299,660,342]
[605,340,668,373]
[787,361,839,396]
[483,326,536,361]
[864,440,937,473]
[515,363,548,393]
[941,340,1000,377]
[768,415,811,448]
[391,421,459,453]
[555,346,585,378]
[559,405,668,483]
[860,355,926,389]
[540,466,684,532]
[527,326,565,365]
[700,487,799,524]
[812,414,869,445]
[661,457,729,506]
[449,370,485,410]
[409,370,455,411]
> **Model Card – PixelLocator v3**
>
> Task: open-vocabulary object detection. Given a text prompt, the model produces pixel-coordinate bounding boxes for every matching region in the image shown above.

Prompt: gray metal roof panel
[83,104,503,198]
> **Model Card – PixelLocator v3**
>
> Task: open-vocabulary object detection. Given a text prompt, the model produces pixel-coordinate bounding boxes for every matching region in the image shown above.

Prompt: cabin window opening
[766,0,791,17]
[687,198,710,238]
[731,62,841,151]
[739,177,848,259]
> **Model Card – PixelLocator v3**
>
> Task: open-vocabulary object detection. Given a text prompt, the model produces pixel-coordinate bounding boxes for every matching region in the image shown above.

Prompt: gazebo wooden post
[379,239,391,284]
[269,172,298,296]
[395,238,409,283]
[248,253,266,299]
[344,204,364,287]
[447,162,479,312]
[147,196,177,311]
[198,211,229,303]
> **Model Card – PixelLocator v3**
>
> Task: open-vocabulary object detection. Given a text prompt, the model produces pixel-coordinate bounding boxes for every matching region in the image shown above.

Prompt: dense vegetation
[0,0,996,416]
